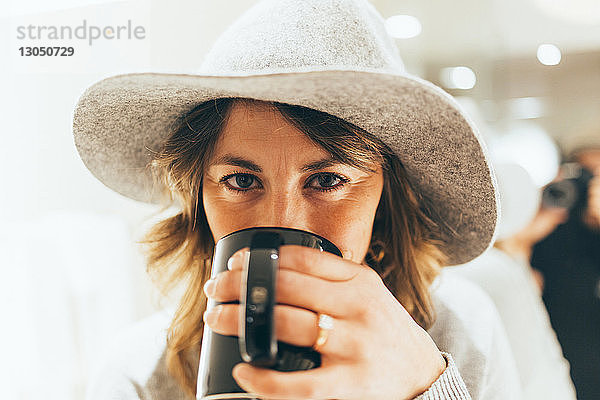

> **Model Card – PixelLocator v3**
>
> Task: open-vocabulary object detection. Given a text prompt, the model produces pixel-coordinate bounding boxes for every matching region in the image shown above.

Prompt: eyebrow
[210,154,342,173]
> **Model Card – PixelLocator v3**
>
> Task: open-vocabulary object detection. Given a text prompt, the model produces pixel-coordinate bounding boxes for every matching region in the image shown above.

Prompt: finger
[203,304,355,357]
[229,245,365,281]
[276,269,362,317]
[232,363,354,400]
[205,267,365,317]
[279,245,366,281]
[589,176,600,194]
[227,247,250,271]
[536,207,568,229]
[203,269,243,302]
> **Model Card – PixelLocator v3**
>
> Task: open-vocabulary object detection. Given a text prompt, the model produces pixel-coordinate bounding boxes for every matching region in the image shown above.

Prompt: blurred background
[1,0,599,398]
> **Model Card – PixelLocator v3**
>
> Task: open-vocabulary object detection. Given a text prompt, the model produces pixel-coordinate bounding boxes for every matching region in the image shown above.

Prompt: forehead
[217,101,325,151]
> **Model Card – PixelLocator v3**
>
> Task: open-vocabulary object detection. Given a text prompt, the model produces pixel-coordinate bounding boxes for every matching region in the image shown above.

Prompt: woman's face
[202,101,384,263]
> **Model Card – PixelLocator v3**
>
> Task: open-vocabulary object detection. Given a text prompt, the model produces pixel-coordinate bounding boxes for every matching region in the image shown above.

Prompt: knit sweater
[85,273,521,400]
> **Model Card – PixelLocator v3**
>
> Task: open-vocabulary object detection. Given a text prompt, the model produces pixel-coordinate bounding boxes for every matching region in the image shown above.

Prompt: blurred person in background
[448,162,577,399]
[529,128,600,400]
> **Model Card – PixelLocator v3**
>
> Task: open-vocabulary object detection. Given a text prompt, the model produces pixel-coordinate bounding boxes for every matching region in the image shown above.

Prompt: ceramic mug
[196,226,342,399]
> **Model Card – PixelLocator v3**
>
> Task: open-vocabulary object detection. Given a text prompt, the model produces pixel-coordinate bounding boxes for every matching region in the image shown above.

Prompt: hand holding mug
[203,244,446,400]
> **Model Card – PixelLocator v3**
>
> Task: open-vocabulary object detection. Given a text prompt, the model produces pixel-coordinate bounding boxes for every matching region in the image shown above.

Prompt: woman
[75,0,520,399]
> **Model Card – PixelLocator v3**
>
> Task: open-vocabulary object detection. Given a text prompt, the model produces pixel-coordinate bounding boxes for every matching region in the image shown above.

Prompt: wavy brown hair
[140,97,447,399]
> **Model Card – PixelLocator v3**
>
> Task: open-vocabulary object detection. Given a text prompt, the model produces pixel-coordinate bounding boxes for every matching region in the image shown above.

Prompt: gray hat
[72,0,499,265]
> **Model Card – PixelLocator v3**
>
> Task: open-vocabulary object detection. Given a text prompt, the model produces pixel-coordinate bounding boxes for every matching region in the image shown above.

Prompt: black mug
[196,227,342,399]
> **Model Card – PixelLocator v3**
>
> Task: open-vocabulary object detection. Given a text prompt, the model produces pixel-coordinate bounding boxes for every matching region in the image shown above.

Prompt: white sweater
[85,273,521,400]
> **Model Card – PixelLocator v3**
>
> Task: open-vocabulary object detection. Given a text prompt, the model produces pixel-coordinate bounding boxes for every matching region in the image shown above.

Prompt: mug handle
[239,231,283,367]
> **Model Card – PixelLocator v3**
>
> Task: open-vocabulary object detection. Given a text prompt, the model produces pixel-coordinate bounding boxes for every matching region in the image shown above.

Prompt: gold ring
[313,313,334,352]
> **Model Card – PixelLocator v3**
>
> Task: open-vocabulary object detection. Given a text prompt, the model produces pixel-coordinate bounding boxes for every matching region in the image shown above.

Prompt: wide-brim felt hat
[72,0,499,266]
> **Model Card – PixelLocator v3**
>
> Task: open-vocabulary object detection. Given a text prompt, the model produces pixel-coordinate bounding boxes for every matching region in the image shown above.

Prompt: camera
[542,163,594,210]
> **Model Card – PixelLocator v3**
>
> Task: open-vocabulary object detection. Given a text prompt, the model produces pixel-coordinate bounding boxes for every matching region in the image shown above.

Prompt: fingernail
[227,256,235,271]
[228,250,247,270]
[203,279,216,297]
[343,249,353,260]
[233,363,250,384]
[203,305,222,325]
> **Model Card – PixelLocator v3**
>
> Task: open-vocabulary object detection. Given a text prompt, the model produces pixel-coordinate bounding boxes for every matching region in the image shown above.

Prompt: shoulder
[429,270,501,341]
[448,249,533,304]
[85,307,188,400]
[428,272,499,366]
[427,271,522,400]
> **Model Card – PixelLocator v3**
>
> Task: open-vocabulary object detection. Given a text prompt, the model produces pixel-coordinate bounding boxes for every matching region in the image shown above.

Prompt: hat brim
[72,70,499,265]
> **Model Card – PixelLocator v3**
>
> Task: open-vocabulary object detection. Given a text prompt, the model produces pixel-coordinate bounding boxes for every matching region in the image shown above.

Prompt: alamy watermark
[16,19,146,46]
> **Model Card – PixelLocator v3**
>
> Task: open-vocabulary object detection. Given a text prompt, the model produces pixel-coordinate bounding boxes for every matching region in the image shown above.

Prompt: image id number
[19,47,75,56]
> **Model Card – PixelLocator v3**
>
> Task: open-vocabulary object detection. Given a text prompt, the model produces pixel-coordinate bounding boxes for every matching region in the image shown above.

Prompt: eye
[220,173,260,192]
[306,173,348,192]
